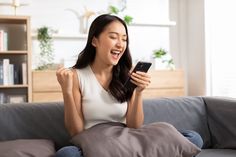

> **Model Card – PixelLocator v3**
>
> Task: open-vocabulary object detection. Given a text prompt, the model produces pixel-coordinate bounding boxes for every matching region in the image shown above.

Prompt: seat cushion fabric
[196,149,236,157]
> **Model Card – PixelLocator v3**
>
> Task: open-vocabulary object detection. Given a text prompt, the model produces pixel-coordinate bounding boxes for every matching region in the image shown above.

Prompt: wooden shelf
[0,15,29,24]
[31,33,87,40]
[0,85,28,88]
[0,16,32,104]
[130,21,176,27]
[0,50,28,54]
[30,21,175,41]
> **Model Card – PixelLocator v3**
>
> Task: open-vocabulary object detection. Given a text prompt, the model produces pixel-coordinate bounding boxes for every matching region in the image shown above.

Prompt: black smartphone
[123,61,152,89]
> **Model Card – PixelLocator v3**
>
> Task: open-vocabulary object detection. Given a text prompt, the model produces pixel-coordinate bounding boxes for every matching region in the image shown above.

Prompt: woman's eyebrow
[108,32,127,37]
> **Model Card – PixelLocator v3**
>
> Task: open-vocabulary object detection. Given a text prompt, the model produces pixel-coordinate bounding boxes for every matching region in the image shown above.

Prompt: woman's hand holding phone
[130,71,151,92]
[124,61,152,92]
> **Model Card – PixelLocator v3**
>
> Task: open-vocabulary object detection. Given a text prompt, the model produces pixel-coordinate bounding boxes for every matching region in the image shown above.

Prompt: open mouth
[111,50,121,59]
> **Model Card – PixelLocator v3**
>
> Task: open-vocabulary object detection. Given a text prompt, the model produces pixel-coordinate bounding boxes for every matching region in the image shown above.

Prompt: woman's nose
[116,39,123,47]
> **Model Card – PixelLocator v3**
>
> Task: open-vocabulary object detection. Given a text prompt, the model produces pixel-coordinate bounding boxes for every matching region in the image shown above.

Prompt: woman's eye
[110,36,117,39]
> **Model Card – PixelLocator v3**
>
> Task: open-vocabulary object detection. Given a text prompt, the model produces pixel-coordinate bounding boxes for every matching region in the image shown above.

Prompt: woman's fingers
[131,71,151,83]
[57,68,73,77]
[56,67,74,92]
[130,71,151,89]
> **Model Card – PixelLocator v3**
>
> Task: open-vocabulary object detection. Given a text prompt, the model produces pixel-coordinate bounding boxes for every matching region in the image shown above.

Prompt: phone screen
[123,61,152,90]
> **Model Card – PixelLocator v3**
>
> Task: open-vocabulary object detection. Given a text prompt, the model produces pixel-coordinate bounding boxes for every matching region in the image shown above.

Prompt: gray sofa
[0,96,236,157]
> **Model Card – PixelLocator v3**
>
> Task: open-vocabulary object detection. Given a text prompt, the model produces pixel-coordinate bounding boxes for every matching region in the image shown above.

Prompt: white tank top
[76,66,127,129]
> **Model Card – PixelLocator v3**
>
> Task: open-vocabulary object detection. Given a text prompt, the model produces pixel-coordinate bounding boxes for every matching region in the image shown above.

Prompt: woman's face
[92,21,127,66]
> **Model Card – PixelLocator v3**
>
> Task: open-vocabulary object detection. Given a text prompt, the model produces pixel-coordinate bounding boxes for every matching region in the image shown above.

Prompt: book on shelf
[0,30,8,51]
[0,60,3,84]
[3,58,9,85]
[0,59,26,85]
[0,93,27,104]
[14,65,21,84]
[8,64,14,85]
[0,30,3,51]
[22,62,27,85]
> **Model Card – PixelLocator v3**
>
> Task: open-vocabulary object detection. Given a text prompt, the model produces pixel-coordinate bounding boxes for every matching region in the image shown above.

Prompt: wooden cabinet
[32,70,185,102]
[0,16,32,104]
[32,71,62,102]
[143,70,185,98]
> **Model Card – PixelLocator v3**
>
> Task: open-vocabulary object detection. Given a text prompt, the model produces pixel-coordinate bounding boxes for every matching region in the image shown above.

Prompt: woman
[55,14,203,157]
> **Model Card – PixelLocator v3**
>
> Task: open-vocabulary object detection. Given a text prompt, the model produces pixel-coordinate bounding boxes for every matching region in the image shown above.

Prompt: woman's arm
[56,68,84,137]
[126,71,151,128]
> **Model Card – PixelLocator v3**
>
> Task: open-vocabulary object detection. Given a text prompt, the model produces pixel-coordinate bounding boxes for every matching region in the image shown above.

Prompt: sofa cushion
[204,97,236,148]
[143,97,211,148]
[71,122,201,157]
[197,149,236,157]
[0,139,55,157]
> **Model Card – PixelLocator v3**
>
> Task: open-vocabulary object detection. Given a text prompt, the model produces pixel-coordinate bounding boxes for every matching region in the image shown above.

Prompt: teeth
[111,50,120,54]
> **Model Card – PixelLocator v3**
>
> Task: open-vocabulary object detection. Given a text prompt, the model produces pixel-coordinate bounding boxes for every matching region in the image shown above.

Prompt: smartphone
[123,61,152,89]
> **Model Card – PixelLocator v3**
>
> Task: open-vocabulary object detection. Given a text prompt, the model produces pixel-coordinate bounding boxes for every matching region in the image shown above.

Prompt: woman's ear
[92,37,97,47]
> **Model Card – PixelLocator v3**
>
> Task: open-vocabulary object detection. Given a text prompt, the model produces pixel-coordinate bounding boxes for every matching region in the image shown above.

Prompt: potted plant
[153,48,175,70]
[108,5,133,25]
[36,26,55,70]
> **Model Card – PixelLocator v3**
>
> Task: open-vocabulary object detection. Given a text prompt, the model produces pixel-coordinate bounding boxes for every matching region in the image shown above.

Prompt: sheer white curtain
[205,0,236,97]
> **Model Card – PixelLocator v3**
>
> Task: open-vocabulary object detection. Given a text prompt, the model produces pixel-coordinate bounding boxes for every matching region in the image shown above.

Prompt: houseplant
[108,5,133,25]
[153,48,175,70]
[36,26,55,70]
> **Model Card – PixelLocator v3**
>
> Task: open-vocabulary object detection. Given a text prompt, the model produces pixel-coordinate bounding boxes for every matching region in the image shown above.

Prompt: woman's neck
[90,62,113,90]
[90,61,113,75]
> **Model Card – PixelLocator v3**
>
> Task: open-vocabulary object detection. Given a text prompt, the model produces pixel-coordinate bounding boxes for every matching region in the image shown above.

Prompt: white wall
[169,0,206,96]
[0,0,171,69]
[1,0,208,96]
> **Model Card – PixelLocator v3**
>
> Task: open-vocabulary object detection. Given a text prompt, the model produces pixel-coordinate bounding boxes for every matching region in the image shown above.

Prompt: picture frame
[7,95,26,103]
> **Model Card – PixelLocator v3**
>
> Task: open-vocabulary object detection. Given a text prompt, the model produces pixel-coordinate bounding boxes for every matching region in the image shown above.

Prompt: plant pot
[154,59,168,70]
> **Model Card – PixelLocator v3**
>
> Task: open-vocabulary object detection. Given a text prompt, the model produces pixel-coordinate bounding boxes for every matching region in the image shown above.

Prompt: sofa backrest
[143,96,211,148]
[203,97,236,149]
[0,102,70,149]
[0,97,213,149]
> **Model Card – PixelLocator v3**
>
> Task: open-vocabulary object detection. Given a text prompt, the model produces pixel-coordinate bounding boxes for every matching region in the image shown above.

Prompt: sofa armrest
[203,97,236,149]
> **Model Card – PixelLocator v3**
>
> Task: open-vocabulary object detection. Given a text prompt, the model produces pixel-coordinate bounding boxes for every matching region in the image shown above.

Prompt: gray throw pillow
[71,122,201,157]
[0,139,55,157]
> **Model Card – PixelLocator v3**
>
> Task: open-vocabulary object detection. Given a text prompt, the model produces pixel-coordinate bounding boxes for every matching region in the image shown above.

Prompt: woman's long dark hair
[73,14,133,102]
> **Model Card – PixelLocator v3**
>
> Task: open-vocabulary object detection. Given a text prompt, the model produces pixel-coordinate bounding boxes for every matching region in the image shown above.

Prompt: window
[205,0,236,97]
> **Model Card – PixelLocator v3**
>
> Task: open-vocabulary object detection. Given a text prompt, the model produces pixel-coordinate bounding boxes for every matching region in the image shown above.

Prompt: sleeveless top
[76,66,127,129]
